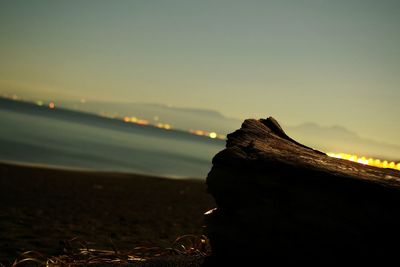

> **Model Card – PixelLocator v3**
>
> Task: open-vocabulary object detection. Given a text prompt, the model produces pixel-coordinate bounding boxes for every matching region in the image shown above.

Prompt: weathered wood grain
[204,117,400,266]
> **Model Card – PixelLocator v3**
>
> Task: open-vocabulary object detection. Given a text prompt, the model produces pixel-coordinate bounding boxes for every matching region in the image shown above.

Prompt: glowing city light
[209,132,217,139]
[156,123,172,130]
[136,119,149,126]
[327,152,400,171]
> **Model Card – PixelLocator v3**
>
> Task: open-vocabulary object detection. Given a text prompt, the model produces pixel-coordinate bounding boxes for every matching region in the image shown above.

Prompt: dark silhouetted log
[204,117,400,266]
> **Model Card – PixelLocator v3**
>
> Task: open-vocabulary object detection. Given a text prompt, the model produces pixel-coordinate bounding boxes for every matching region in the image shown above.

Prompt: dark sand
[0,162,215,265]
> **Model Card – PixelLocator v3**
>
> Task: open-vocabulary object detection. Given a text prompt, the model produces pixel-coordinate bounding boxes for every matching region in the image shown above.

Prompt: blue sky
[1,0,399,145]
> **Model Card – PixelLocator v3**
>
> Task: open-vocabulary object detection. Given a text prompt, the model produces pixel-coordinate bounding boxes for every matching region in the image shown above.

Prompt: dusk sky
[1,0,399,145]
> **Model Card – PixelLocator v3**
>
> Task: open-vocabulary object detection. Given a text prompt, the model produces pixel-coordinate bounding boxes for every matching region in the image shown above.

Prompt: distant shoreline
[0,96,224,178]
[0,96,227,142]
[0,160,201,180]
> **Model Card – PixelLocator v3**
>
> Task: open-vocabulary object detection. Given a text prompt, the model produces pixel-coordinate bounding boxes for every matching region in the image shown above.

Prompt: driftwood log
[204,117,400,266]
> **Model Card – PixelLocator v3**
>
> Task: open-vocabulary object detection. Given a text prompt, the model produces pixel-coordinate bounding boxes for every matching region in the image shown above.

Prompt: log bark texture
[204,117,400,266]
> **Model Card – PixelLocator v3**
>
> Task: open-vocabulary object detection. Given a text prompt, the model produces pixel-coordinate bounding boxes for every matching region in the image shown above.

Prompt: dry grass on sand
[0,163,215,266]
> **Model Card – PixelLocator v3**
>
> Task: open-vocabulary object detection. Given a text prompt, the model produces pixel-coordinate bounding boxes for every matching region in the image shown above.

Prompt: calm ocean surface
[0,99,225,179]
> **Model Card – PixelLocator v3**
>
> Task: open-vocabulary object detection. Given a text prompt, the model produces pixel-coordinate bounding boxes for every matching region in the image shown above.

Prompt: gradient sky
[1,0,399,145]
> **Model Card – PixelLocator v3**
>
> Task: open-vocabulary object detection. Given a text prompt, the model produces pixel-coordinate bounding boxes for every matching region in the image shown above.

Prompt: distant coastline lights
[12,95,398,157]
[189,129,225,140]
[123,116,149,126]
[327,152,400,171]
[156,123,171,130]
[120,114,224,139]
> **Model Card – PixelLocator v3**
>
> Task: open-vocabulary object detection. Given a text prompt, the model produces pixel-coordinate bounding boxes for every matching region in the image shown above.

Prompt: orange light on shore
[217,134,226,140]
[136,119,149,126]
[327,152,400,171]
[156,123,172,130]
[48,102,55,109]
[123,116,148,125]
[192,130,205,136]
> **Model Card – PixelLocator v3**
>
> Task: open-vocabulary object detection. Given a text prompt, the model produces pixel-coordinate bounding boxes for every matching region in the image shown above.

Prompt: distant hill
[61,100,399,161]
[286,123,400,161]
[61,101,242,135]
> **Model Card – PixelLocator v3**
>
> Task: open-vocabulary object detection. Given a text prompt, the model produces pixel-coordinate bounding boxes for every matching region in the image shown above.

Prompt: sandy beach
[0,162,215,265]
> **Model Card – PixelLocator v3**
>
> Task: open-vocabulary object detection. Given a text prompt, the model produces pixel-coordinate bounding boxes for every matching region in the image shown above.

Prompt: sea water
[0,99,225,179]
